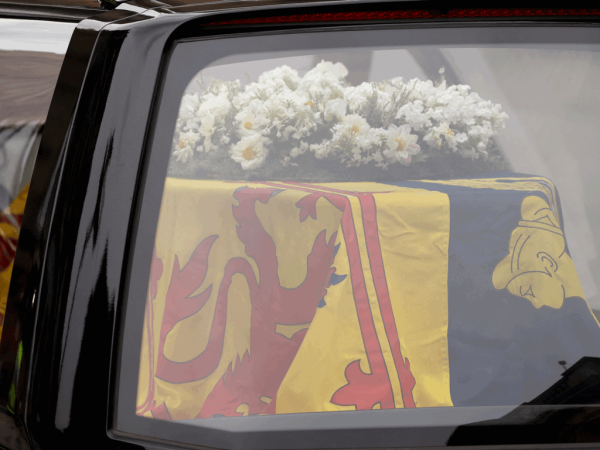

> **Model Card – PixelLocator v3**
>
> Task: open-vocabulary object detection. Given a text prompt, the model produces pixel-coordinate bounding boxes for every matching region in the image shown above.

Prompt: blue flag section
[390,173,600,407]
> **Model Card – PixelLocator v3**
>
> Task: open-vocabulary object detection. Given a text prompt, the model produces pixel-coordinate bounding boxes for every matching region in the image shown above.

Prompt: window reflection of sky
[0,19,75,206]
[0,19,76,54]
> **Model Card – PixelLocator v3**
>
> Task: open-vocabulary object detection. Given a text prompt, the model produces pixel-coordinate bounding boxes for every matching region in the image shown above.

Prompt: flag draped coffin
[136,175,600,420]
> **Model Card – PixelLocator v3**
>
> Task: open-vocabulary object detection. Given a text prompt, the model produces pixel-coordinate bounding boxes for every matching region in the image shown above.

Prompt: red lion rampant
[154,187,342,417]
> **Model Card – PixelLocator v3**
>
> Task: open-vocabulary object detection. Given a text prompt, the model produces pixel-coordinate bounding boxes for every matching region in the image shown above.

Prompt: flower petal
[398,124,411,134]
[408,143,421,155]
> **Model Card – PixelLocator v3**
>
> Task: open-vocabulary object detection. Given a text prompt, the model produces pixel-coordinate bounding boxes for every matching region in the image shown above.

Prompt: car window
[123,26,600,448]
[0,18,76,343]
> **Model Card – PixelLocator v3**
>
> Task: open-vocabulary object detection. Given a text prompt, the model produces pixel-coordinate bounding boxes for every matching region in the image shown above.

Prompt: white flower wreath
[172,61,508,174]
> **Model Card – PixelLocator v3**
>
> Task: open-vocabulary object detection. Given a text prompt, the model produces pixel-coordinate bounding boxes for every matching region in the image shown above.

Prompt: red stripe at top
[207,8,600,26]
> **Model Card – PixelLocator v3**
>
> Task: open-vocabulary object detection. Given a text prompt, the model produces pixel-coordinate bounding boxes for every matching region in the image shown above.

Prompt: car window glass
[127,27,600,447]
[0,18,76,342]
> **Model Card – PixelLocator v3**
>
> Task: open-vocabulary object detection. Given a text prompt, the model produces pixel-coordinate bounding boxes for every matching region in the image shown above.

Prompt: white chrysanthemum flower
[237,111,259,135]
[231,134,270,170]
[335,114,370,137]
[177,93,200,129]
[329,62,349,79]
[331,114,374,160]
[406,78,445,103]
[363,127,386,152]
[198,115,215,152]
[383,124,421,165]
[324,98,347,121]
[298,61,348,105]
[310,141,332,159]
[397,100,431,131]
[174,131,200,162]
[257,65,302,90]
[344,82,375,112]
[198,93,231,119]
[277,90,306,111]
[310,60,349,79]
[455,132,468,144]
[233,74,293,112]
[235,99,271,135]
[435,122,457,150]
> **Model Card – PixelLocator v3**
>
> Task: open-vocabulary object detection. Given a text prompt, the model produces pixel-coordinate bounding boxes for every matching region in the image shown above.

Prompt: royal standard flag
[137,174,600,420]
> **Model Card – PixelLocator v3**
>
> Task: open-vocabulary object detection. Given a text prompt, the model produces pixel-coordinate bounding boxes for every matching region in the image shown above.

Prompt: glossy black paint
[0,0,599,449]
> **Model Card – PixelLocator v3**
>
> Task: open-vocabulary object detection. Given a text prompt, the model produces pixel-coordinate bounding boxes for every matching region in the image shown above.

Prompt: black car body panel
[1,1,600,448]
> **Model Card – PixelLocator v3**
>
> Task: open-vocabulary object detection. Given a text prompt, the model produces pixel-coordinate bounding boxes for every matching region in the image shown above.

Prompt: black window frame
[111,16,600,450]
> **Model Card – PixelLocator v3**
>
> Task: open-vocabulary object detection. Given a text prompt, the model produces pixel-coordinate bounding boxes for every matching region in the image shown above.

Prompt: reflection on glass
[137,42,600,431]
[0,19,73,340]
[0,19,71,197]
[0,19,76,54]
